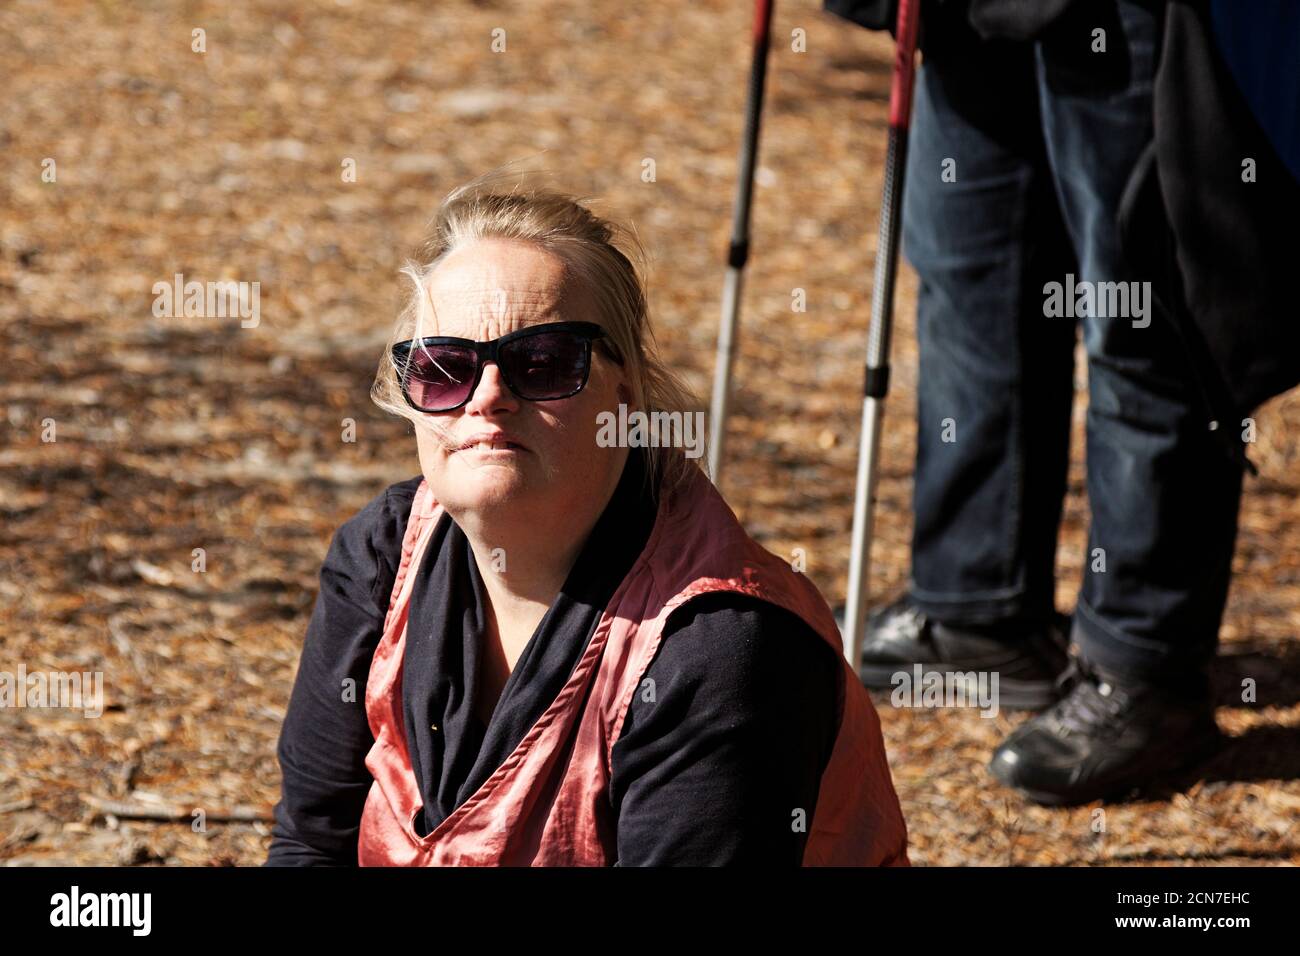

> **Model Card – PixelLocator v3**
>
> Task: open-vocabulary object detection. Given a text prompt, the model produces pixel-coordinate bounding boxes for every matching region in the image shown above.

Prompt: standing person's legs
[1036,0,1244,686]
[906,38,1078,631]
[860,13,1078,703]
[906,29,1079,630]
[989,0,1243,804]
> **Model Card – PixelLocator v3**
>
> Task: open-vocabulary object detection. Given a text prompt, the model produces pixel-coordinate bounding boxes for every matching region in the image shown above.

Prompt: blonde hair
[370,162,705,501]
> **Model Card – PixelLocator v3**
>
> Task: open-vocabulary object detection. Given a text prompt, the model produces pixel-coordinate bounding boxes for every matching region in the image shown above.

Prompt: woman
[265,175,909,866]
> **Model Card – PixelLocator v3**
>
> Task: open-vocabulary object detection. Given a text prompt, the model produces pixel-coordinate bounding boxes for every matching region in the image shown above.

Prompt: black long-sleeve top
[265,446,841,866]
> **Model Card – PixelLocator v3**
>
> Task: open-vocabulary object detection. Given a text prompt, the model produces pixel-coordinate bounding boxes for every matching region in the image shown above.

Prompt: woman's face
[412,238,633,524]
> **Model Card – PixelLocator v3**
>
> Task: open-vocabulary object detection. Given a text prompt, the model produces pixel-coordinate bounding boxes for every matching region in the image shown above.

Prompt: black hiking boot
[987,655,1226,806]
[857,594,1071,710]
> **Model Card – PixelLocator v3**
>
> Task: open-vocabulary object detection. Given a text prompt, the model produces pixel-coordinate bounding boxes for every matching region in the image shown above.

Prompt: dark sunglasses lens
[500,331,590,400]
[400,344,478,410]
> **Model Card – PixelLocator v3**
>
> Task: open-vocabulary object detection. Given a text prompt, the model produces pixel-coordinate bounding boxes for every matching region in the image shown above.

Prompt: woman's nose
[464,360,518,413]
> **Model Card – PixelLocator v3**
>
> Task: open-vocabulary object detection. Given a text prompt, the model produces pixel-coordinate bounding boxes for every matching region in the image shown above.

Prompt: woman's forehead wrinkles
[435,290,565,317]
[426,287,570,338]
[434,287,566,305]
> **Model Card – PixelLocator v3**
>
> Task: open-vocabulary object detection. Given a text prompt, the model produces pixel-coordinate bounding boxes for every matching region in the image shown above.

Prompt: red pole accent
[752,0,773,44]
[888,0,921,128]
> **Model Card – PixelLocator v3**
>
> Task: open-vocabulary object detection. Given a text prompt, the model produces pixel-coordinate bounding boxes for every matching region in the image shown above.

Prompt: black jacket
[1121,0,1300,440]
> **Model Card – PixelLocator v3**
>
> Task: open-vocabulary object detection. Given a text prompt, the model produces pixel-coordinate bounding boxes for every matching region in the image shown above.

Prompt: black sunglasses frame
[391,320,622,413]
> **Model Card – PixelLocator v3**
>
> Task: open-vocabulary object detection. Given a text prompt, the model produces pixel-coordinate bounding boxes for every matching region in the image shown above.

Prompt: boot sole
[992,725,1228,807]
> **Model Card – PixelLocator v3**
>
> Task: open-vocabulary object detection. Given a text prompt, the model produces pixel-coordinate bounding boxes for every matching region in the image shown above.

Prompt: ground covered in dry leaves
[1,0,1297,866]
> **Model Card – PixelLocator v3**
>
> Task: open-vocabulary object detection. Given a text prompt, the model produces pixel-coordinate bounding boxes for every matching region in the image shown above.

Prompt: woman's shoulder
[334,474,423,538]
[663,589,838,645]
[650,590,842,695]
[320,475,425,615]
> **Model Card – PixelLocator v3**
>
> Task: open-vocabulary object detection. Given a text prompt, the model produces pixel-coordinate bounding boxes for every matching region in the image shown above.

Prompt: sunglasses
[392,320,622,413]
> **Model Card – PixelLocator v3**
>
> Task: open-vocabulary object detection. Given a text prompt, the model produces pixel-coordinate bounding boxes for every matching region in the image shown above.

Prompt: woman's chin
[441,459,533,506]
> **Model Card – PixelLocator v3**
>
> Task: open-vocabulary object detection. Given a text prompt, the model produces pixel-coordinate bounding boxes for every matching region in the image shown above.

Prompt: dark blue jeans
[901,0,1244,682]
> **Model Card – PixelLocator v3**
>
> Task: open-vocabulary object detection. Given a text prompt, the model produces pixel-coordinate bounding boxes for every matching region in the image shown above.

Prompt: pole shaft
[709,0,774,486]
[842,0,921,666]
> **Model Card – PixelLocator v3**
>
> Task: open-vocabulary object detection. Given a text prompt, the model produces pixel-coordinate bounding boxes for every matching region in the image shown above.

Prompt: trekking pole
[708,0,775,486]
[842,0,922,668]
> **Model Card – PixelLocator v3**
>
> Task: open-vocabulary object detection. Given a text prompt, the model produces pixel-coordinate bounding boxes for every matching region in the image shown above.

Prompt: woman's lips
[455,442,526,454]
[453,432,528,453]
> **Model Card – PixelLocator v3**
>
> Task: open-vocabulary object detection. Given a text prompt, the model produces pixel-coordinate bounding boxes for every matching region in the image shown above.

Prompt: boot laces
[1051,656,1130,735]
